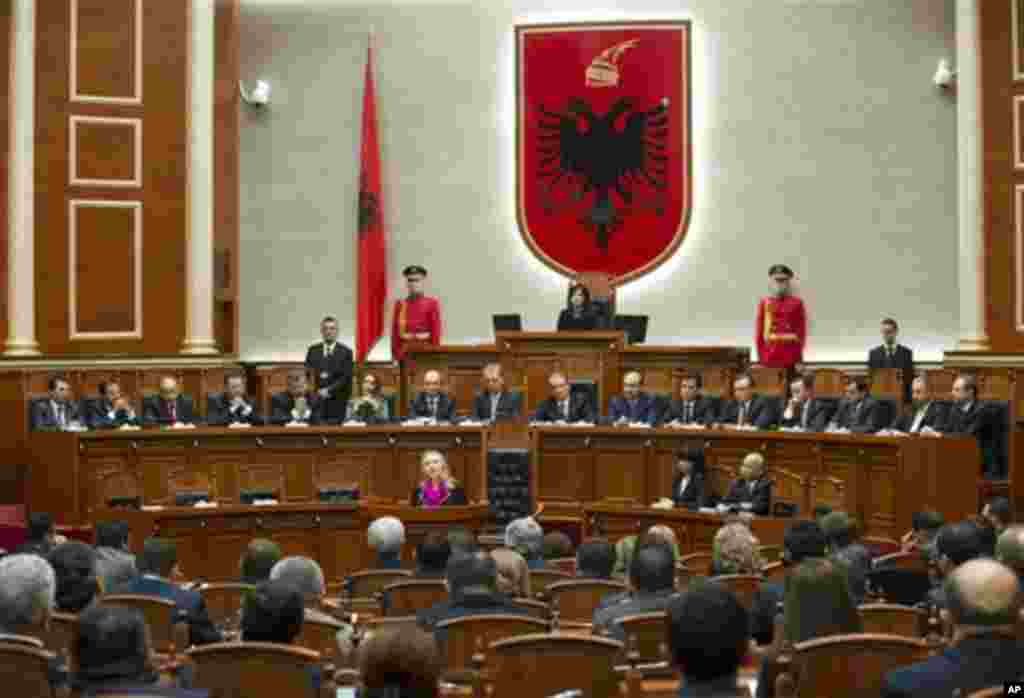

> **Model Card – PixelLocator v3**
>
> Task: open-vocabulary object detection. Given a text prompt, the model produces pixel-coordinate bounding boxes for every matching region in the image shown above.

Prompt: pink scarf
[420,479,448,507]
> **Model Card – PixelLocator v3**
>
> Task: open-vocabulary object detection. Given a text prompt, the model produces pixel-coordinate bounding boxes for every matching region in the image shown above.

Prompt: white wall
[238,0,957,362]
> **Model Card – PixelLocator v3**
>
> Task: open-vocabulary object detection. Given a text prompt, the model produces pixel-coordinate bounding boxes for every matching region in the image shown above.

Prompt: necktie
[562,400,569,420]
[801,400,810,429]
[679,477,689,497]
[910,404,927,433]
[169,401,177,423]
[430,396,438,417]
[628,400,637,420]
[57,404,65,428]
[490,393,500,421]
[325,343,333,358]
[684,402,692,423]
[739,402,747,426]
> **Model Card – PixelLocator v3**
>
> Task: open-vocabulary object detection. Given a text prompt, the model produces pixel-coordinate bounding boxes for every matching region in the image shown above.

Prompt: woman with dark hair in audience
[73,605,207,697]
[670,446,706,509]
[556,283,600,331]
[360,625,441,698]
[410,450,466,507]
[48,540,100,612]
[756,558,862,698]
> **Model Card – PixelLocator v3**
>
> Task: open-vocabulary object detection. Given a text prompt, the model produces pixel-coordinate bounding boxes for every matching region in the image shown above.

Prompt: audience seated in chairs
[882,559,1024,698]
[996,525,1024,590]
[239,538,282,585]
[0,554,68,693]
[240,580,324,696]
[114,538,221,646]
[592,540,677,641]
[542,531,574,562]
[73,604,207,697]
[490,548,531,599]
[416,552,529,646]
[94,520,137,592]
[367,517,406,569]
[666,585,751,698]
[15,512,59,558]
[982,496,1013,536]
[47,541,100,613]
[269,556,353,658]
[359,625,441,698]
[576,539,616,580]
[820,511,873,604]
[711,523,764,577]
[757,558,863,698]
[926,521,990,609]
[504,516,545,570]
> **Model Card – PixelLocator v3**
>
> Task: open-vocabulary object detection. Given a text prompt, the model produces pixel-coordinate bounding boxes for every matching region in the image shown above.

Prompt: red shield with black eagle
[516,22,692,284]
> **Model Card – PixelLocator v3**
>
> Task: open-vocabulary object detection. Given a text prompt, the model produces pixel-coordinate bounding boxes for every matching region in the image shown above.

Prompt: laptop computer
[493,314,523,333]
[614,315,649,344]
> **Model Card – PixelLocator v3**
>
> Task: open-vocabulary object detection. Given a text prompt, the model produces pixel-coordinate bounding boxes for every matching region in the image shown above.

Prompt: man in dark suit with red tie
[868,318,915,403]
[305,316,354,424]
[142,377,195,426]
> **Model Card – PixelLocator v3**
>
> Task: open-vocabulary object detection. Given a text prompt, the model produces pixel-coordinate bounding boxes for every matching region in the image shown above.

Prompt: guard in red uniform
[755,264,807,372]
[391,265,442,361]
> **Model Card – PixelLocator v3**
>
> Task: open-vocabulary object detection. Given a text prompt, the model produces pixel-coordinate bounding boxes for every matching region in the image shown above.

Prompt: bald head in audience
[944,559,1021,636]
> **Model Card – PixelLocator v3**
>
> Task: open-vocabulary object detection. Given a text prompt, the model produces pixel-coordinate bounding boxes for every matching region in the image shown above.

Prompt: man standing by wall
[755,264,807,380]
[391,265,442,362]
[305,316,354,423]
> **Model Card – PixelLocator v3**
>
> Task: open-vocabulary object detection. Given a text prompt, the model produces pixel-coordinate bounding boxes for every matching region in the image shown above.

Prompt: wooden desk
[532,427,980,539]
[583,502,787,554]
[93,502,489,582]
[27,426,489,526]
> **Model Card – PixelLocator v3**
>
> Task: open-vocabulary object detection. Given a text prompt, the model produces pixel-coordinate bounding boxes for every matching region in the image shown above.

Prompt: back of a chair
[347,569,412,598]
[616,612,669,665]
[873,552,928,572]
[866,568,932,607]
[0,641,58,698]
[189,641,321,698]
[39,611,77,659]
[679,552,713,576]
[487,633,624,698]
[438,614,549,673]
[294,613,343,665]
[547,558,576,574]
[360,615,419,641]
[709,575,764,610]
[547,579,628,623]
[0,634,43,648]
[761,561,785,583]
[382,579,448,616]
[778,633,929,698]
[200,583,254,635]
[861,536,901,557]
[510,598,550,620]
[857,603,926,638]
[529,569,573,598]
[100,594,179,654]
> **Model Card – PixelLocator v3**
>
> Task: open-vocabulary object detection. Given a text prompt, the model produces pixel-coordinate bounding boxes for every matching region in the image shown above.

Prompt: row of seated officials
[2,498,1023,698]
[31,363,1008,477]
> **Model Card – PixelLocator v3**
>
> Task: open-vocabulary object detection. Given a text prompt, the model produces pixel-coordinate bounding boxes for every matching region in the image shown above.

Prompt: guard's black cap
[768,264,794,278]
[403,265,428,277]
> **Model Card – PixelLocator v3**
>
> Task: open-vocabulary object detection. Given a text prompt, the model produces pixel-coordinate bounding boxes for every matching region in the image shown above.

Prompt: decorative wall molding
[68,115,142,188]
[69,0,143,104]
[68,199,143,340]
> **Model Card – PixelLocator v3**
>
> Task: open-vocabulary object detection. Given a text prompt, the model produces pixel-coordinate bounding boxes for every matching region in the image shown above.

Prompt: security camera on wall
[933,59,956,90]
[239,79,271,107]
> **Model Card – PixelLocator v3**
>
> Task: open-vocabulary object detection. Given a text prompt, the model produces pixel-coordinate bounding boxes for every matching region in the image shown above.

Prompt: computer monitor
[614,315,649,344]
[493,314,523,333]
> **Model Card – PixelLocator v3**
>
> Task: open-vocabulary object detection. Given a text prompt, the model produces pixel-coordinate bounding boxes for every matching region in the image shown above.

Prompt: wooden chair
[346,569,412,598]
[547,557,576,574]
[0,640,60,697]
[757,545,783,563]
[709,575,764,610]
[679,552,713,576]
[438,614,549,674]
[873,552,928,572]
[529,569,573,599]
[359,615,419,639]
[38,611,77,659]
[546,579,627,624]
[510,597,550,620]
[616,612,669,665]
[380,579,447,616]
[484,633,624,698]
[199,582,254,636]
[773,633,930,698]
[857,603,926,638]
[188,641,321,698]
[862,536,901,557]
[0,634,44,648]
[99,594,181,655]
[761,561,785,583]
[294,613,344,665]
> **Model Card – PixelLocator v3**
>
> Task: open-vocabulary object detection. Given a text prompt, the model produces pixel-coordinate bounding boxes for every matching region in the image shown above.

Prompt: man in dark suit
[608,371,658,424]
[87,380,139,429]
[206,372,262,426]
[142,377,196,426]
[304,316,354,423]
[114,538,221,647]
[660,372,718,427]
[31,375,82,431]
[532,371,596,424]
[868,317,915,403]
[269,369,323,425]
[780,373,835,432]
[934,374,1003,477]
[882,559,1023,698]
[667,586,751,698]
[408,369,457,421]
[416,552,529,647]
[470,363,522,422]
[716,373,779,430]
[592,541,678,640]
[719,452,772,515]
[827,376,882,433]
[884,376,948,435]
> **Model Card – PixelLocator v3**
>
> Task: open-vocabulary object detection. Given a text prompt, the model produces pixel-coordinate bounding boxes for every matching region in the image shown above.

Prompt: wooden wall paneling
[69,200,140,336]
[214,0,239,355]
